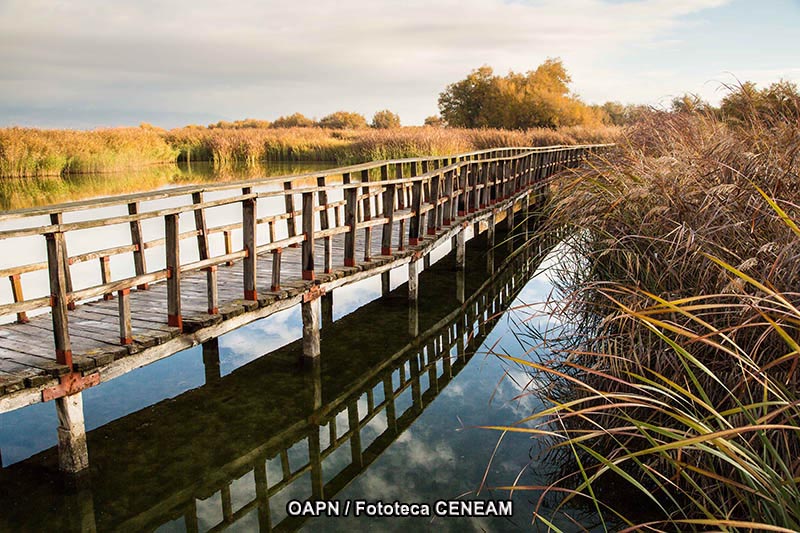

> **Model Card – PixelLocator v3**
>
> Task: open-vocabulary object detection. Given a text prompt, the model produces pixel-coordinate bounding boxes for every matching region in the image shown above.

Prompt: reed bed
[0,124,622,177]
[490,108,800,530]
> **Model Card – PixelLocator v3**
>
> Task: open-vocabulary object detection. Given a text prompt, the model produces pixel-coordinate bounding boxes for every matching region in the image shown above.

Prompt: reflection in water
[0,231,580,532]
[0,161,337,210]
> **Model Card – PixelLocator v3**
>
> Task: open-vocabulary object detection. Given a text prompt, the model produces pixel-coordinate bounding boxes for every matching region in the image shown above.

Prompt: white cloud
[0,0,733,126]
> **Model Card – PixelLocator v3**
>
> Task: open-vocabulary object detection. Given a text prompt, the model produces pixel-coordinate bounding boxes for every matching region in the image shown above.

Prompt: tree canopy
[318,111,368,129]
[371,109,401,129]
[437,59,604,129]
[271,113,315,128]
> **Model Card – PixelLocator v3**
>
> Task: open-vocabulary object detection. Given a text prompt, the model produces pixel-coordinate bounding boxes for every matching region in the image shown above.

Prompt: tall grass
[0,126,178,177]
[489,107,800,530]
[0,124,622,177]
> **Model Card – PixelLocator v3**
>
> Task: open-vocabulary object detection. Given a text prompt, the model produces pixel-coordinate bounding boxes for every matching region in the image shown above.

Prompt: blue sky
[0,0,798,128]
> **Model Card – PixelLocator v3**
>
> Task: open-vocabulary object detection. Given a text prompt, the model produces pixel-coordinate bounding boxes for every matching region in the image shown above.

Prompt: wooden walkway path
[0,144,608,472]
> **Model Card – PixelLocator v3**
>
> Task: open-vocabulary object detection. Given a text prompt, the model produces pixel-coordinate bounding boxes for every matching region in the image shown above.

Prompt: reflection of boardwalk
[0,144,606,472]
[0,233,551,533]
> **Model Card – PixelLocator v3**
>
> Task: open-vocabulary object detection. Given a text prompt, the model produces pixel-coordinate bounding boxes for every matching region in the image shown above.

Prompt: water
[0,232,596,531]
[0,161,338,211]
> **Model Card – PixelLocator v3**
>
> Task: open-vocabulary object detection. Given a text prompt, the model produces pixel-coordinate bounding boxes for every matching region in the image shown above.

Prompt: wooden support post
[202,338,221,384]
[321,292,333,328]
[50,213,75,309]
[46,231,72,367]
[348,401,363,468]
[284,181,298,245]
[128,202,149,289]
[301,298,320,359]
[458,164,468,216]
[56,392,88,473]
[242,189,258,300]
[456,269,465,304]
[99,256,113,300]
[344,174,357,267]
[381,271,390,296]
[361,169,372,262]
[395,163,405,209]
[163,214,183,331]
[317,176,333,274]
[427,172,440,235]
[423,253,430,269]
[381,183,396,256]
[271,248,282,291]
[409,180,422,246]
[223,230,234,266]
[456,228,465,269]
[442,170,453,226]
[118,288,132,345]
[206,265,218,314]
[9,274,29,323]
[408,259,418,301]
[302,191,315,280]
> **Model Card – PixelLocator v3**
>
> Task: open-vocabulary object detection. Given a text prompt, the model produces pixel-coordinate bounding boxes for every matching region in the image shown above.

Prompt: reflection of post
[427,353,439,395]
[423,253,430,269]
[66,478,97,533]
[456,270,465,304]
[381,271,390,296]
[308,427,324,500]
[301,298,320,360]
[321,292,333,330]
[347,401,363,468]
[202,338,221,384]
[56,393,89,473]
[382,376,398,434]
[408,301,419,338]
[304,356,322,411]
[410,355,422,411]
[456,317,466,361]
[184,499,199,533]
[254,459,272,532]
[221,483,233,522]
[487,215,496,275]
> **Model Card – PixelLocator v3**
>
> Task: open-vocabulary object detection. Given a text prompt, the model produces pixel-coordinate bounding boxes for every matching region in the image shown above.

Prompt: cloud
[0,0,732,127]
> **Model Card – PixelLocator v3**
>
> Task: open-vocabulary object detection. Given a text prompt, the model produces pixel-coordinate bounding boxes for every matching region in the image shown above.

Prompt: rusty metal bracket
[303,284,327,303]
[42,372,100,402]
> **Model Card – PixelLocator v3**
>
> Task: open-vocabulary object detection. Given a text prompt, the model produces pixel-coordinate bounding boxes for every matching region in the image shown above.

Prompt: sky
[0,0,798,129]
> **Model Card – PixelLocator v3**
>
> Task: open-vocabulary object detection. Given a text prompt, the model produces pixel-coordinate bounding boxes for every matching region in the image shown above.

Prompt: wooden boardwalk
[0,144,608,472]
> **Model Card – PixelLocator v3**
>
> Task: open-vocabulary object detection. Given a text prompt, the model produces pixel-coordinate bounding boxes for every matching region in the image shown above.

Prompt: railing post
[409,179,422,246]
[427,171,440,235]
[381,180,396,256]
[128,201,149,290]
[361,169,372,262]
[317,176,332,274]
[45,231,72,367]
[302,191,315,280]
[242,187,258,300]
[9,274,29,323]
[118,288,132,345]
[99,256,113,300]
[344,173,357,267]
[284,181,298,245]
[165,213,182,331]
[192,192,217,314]
[442,170,453,226]
[50,213,74,310]
[458,164,468,217]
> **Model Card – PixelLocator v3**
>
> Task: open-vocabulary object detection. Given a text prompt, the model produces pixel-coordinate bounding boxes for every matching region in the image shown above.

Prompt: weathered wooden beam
[128,202,149,290]
[284,181,298,244]
[99,255,113,301]
[302,191,315,280]
[408,259,418,302]
[165,213,182,331]
[50,213,75,310]
[381,183,396,256]
[409,180,422,246]
[317,176,333,274]
[361,169,372,262]
[242,188,258,300]
[8,274,29,323]
[271,248,282,291]
[427,172,440,235]
[301,298,320,359]
[45,231,72,366]
[344,183,358,267]
[118,288,132,345]
[55,392,88,473]
[456,228,466,269]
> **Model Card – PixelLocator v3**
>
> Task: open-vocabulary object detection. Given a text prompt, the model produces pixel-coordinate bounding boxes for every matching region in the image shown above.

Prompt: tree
[424,115,445,127]
[271,113,315,128]
[318,111,368,129]
[437,59,604,129]
[720,80,800,126]
[371,109,401,129]
[670,93,711,114]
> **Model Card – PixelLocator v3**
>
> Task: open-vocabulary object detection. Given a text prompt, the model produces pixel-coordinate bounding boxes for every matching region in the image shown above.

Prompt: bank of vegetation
[502,82,800,530]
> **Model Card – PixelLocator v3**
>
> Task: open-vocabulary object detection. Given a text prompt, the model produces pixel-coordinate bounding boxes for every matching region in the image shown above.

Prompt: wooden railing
[0,144,610,369]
